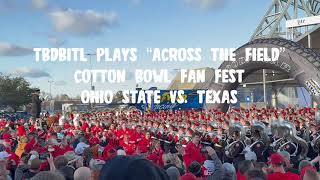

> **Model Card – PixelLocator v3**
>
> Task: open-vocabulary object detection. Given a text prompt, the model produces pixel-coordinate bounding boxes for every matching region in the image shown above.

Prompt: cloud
[48,36,65,47]
[31,0,48,10]
[183,0,225,10]
[132,0,141,5]
[11,68,50,78]
[0,0,17,10]
[0,42,33,56]
[54,80,67,86]
[49,8,118,36]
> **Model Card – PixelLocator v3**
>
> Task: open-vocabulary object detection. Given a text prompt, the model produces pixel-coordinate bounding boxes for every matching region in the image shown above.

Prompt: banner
[134,90,205,111]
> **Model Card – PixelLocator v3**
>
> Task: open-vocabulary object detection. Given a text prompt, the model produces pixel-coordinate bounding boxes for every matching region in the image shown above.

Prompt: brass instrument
[225,122,246,158]
[311,131,320,153]
[228,122,246,141]
[250,121,270,155]
[274,120,308,159]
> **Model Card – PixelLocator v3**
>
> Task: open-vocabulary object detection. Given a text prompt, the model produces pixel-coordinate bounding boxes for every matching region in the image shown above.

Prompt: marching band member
[119,134,135,155]
[138,132,152,154]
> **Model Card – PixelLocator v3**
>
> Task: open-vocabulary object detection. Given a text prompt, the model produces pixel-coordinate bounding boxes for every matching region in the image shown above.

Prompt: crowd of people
[0,105,319,180]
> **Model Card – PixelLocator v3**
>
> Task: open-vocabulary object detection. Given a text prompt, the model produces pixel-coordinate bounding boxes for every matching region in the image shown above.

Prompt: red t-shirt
[138,137,151,153]
[147,148,164,167]
[17,125,26,136]
[81,122,89,131]
[119,140,135,155]
[117,128,131,139]
[268,172,300,180]
[236,171,246,180]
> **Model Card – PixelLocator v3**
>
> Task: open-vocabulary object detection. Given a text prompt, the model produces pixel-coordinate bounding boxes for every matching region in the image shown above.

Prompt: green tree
[0,74,35,111]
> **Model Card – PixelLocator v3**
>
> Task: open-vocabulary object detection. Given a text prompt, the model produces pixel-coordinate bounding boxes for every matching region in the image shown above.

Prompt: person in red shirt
[117,123,131,140]
[94,124,103,135]
[1,129,11,140]
[147,140,164,167]
[102,147,116,160]
[183,131,205,169]
[89,135,100,145]
[81,121,89,132]
[24,136,40,153]
[302,168,320,180]
[132,125,144,144]
[84,128,91,140]
[267,153,300,180]
[109,124,117,134]
[300,165,317,180]
[16,124,26,137]
[64,122,71,130]
[60,139,74,152]
[138,132,152,154]
[119,134,135,155]
[237,160,254,180]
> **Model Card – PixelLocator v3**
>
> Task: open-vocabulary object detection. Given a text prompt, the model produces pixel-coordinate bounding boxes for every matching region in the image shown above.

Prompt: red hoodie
[183,141,204,169]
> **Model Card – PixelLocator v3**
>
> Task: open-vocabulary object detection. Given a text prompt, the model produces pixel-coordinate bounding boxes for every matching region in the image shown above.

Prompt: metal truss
[251,0,320,41]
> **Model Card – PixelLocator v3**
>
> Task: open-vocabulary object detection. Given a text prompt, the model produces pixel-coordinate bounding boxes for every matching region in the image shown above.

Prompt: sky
[0,0,272,97]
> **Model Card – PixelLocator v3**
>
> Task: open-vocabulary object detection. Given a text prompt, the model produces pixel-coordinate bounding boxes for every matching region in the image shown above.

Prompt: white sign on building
[286,15,320,28]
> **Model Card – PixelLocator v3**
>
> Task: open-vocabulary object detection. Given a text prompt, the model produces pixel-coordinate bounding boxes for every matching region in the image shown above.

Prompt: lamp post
[48,80,54,100]
[48,80,54,113]
[86,53,96,109]
[86,53,96,91]
[262,69,267,107]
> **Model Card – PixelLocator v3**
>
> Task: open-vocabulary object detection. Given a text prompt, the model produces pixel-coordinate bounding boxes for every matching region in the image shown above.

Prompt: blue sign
[134,90,205,111]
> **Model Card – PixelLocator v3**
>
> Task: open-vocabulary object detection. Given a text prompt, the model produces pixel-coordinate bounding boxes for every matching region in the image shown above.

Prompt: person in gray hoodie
[204,147,237,180]
[222,163,236,180]
[203,146,224,180]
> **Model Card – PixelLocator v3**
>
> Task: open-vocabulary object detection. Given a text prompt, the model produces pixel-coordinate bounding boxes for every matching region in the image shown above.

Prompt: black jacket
[31,93,42,118]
